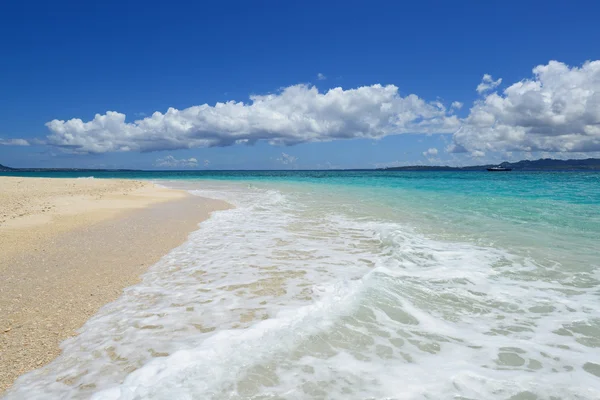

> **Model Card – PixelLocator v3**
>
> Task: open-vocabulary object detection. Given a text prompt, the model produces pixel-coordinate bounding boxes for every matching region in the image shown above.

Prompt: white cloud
[154,155,198,168]
[12,59,600,159]
[0,138,29,146]
[422,147,438,157]
[276,152,298,165]
[42,84,460,154]
[422,147,440,163]
[445,142,467,153]
[453,60,600,154]
[471,150,485,158]
[317,73,326,80]
[203,159,210,167]
[476,74,502,94]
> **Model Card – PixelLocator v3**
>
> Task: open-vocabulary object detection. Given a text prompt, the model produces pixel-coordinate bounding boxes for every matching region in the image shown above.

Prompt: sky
[1,0,600,170]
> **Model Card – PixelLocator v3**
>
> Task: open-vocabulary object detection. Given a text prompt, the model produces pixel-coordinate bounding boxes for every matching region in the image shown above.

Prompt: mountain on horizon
[0,163,138,172]
[382,158,600,171]
[2,158,600,172]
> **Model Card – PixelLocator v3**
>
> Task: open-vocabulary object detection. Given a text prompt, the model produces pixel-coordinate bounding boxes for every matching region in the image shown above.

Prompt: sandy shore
[0,177,230,393]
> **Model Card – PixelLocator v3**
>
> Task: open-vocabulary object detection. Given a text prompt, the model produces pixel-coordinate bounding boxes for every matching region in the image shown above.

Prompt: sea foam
[5,180,600,399]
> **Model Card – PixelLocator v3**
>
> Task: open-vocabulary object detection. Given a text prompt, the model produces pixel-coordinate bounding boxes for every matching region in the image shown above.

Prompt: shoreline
[0,177,231,393]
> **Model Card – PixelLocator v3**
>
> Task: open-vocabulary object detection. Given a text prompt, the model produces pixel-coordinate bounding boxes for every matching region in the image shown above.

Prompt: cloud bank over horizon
[16,60,600,158]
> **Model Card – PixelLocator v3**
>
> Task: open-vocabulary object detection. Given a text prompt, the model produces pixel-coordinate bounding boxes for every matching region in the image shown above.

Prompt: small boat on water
[487,166,512,172]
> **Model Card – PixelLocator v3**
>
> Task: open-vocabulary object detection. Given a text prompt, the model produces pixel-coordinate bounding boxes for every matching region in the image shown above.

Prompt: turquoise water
[4,170,599,263]
[4,171,600,399]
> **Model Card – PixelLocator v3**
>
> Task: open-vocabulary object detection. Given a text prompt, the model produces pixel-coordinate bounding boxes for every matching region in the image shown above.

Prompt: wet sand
[0,177,230,393]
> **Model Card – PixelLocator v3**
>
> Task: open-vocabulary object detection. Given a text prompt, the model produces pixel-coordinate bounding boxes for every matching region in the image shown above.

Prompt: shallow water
[4,171,600,399]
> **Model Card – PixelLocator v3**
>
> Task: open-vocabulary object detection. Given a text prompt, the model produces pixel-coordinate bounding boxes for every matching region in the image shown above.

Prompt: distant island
[379,158,600,171]
[2,158,600,172]
[0,164,138,172]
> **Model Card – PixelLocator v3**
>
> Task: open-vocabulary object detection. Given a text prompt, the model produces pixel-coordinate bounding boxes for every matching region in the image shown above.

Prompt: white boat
[487,166,512,172]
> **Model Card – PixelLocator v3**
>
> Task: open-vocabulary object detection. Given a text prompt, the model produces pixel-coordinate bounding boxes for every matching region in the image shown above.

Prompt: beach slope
[0,177,229,393]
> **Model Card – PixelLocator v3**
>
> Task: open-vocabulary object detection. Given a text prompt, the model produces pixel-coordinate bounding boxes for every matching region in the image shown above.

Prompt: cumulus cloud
[42,84,460,154]
[422,147,438,157]
[276,152,298,165]
[10,59,599,158]
[203,159,210,167]
[154,155,198,168]
[317,73,326,80]
[453,60,600,154]
[451,101,463,110]
[476,74,502,94]
[445,143,467,154]
[0,138,29,146]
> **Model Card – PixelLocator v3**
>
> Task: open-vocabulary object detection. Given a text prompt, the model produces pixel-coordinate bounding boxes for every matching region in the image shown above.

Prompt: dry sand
[0,177,230,393]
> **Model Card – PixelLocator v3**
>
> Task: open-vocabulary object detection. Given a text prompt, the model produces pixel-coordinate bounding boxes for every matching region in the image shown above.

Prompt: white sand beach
[0,177,230,393]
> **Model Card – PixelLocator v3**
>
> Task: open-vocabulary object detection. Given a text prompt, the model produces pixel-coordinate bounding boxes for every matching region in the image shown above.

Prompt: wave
[6,180,600,399]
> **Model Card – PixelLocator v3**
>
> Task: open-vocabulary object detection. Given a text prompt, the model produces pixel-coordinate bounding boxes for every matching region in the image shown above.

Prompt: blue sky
[1,0,599,169]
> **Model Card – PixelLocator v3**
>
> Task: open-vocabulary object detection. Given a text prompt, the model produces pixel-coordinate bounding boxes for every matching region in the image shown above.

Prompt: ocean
[3,171,600,399]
